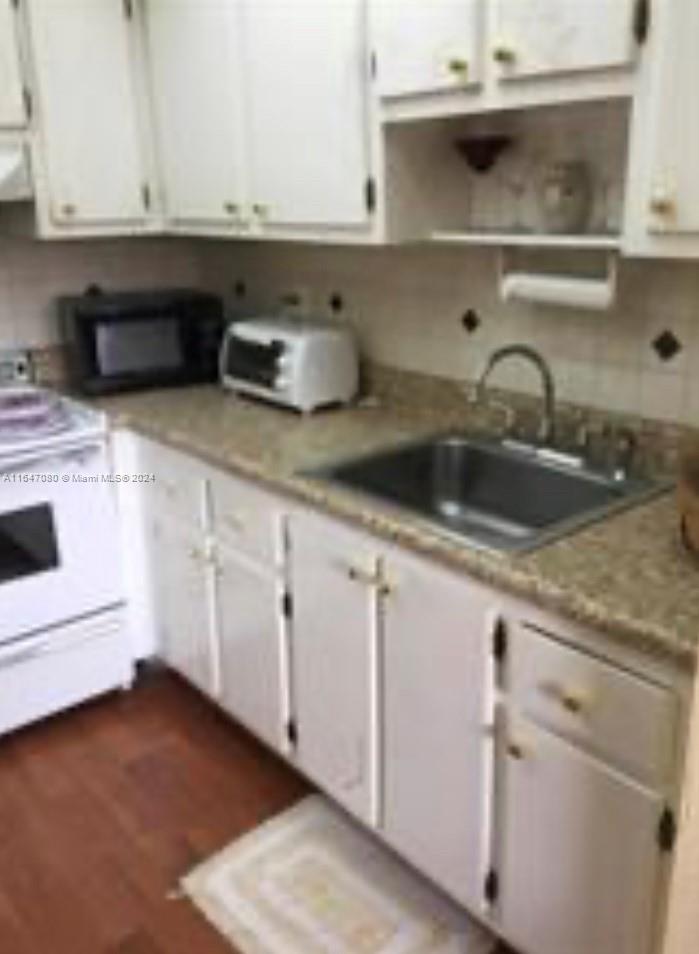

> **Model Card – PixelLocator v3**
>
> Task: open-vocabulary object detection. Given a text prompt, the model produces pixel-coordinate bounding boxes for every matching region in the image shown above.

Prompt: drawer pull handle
[447,57,469,78]
[347,564,393,597]
[541,681,590,715]
[493,45,517,65]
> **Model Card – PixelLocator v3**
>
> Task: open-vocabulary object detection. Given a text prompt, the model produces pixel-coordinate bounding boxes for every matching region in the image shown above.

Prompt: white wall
[0,235,200,348]
[197,241,699,427]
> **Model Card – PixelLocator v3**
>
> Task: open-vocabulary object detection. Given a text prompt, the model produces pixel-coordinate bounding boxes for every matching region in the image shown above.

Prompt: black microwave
[59,288,224,395]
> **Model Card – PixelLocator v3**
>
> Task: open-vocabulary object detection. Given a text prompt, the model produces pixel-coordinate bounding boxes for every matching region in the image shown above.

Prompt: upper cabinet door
[243,0,370,228]
[372,0,483,98]
[491,0,638,81]
[500,717,664,954]
[26,0,148,227]
[636,0,699,242]
[0,0,25,127]
[144,0,246,228]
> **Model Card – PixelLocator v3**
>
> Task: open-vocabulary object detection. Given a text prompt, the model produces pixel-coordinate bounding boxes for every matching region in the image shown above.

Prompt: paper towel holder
[497,248,618,312]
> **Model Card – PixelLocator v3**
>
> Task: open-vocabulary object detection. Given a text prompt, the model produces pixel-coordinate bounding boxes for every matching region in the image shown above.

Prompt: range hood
[0,143,33,201]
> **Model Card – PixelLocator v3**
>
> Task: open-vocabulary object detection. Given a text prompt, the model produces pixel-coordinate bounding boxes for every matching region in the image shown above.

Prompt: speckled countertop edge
[100,384,699,671]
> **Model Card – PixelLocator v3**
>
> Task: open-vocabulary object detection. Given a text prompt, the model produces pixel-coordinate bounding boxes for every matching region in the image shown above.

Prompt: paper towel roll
[500,269,616,311]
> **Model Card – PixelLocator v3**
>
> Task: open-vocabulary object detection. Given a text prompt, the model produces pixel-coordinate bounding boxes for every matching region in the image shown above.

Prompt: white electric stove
[0,349,133,737]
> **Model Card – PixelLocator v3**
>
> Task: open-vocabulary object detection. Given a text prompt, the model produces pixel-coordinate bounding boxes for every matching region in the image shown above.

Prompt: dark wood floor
[0,670,309,954]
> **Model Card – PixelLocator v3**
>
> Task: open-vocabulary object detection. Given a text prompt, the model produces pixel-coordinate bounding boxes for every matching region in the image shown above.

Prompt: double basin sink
[310,434,666,553]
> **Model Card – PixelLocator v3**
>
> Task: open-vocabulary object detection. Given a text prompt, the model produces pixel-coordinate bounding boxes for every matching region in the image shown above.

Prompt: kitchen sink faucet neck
[476,344,557,445]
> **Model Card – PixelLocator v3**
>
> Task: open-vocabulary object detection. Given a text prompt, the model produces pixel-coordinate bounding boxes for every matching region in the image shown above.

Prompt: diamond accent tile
[652,330,682,362]
[462,310,481,334]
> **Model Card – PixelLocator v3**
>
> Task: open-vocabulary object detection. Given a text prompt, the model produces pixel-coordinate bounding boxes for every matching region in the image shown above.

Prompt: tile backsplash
[0,235,200,350]
[197,241,699,429]
[1,232,698,430]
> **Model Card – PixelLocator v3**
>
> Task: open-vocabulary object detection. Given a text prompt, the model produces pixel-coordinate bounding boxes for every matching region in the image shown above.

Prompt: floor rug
[182,795,495,954]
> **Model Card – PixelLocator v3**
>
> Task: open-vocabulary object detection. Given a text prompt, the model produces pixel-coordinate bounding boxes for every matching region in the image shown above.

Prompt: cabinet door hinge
[286,718,298,747]
[365,177,377,214]
[484,869,499,905]
[22,87,32,120]
[123,0,134,20]
[493,618,508,663]
[282,591,293,621]
[141,183,152,211]
[658,807,677,853]
[633,0,651,45]
[369,51,378,80]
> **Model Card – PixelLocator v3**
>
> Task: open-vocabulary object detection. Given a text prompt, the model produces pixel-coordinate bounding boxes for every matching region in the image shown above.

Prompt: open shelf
[430,230,622,251]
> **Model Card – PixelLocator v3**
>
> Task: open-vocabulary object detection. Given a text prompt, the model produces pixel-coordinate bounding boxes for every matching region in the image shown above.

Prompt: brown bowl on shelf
[677,449,699,557]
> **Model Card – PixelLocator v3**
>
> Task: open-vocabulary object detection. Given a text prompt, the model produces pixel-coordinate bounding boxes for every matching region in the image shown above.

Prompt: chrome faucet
[476,344,557,445]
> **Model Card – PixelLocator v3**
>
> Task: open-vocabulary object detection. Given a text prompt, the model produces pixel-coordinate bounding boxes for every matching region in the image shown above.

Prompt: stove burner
[0,387,72,444]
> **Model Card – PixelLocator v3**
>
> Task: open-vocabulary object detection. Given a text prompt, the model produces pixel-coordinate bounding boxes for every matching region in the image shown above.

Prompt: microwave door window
[0,504,60,585]
[95,318,183,377]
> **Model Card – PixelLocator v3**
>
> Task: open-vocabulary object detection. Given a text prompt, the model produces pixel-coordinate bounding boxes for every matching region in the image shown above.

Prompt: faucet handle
[464,383,517,435]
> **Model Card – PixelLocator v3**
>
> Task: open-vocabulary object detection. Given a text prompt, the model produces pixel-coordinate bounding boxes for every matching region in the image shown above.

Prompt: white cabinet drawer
[139,439,208,530]
[209,470,280,568]
[509,624,678,785]
[0,620,131,737]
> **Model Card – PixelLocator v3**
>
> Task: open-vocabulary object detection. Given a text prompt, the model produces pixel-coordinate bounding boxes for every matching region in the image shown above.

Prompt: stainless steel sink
[308,434,667,553]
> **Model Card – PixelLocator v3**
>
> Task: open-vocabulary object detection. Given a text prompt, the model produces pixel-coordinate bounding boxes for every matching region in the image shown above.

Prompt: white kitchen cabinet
[373,0,483,98]
[215,543,286,752]
[149,517,216,697]
[623,0,699,257]
[243,0,371,229]
[0,0,25,127]
[490,0,638,82]
[25,0,151,230]
[289,512,380,825]
[382,548,492,910]
[144,0,247,229]
[499,715,666,954]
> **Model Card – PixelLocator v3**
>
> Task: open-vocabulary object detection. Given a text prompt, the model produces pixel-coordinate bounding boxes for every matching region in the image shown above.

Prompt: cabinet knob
[252,203,269,219]
[507,741,528,761]
[447,57,469,80]
[223,201,240,216]
[649,190,675,217]
[493,45,517,66]
[559,690,587,715]
[61,203,77,218]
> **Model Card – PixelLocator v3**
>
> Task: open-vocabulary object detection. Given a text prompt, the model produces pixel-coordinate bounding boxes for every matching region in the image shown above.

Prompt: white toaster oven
[220,316,359,413]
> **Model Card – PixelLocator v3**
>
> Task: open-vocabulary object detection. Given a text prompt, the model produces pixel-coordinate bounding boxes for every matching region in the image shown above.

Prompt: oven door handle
[0,634,52,668]
[0,440,104,474]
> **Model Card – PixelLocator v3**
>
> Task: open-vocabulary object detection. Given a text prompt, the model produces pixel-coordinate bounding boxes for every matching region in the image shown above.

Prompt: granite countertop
[100,383,699,669]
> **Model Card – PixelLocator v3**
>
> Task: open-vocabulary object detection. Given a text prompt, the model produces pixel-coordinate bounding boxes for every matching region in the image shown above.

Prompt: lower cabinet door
[382,549,491,910]
[150,518,215,697]
[500,716,665,954]
[289,513,379,825]
[215,545,285,752]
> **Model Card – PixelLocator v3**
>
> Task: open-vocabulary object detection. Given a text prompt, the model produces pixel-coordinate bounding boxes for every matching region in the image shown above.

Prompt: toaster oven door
[222,336,285,389]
